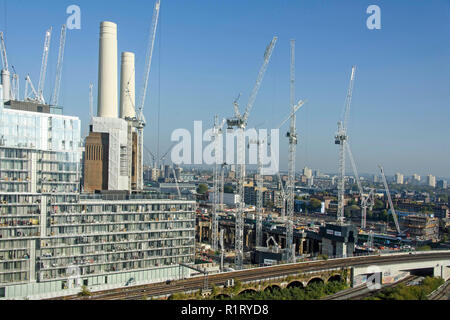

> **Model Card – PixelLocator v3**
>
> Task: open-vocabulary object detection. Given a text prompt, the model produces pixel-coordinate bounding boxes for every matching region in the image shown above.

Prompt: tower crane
[346,142,375,229]
[285,39,298,263]
[0,31,9,72]
[24,75,39,102]
[211,116,225,251]
[51,25,67,106]
[220,163,227,211]
[37,27,52,104]
[0,31,11,102]
[249,99,305,248]
[334,66,356,224]
[378,165,403,236]
[121,0,160,189]
[171,167,181,199]
[226,36,277,270]
[219,229,225,272]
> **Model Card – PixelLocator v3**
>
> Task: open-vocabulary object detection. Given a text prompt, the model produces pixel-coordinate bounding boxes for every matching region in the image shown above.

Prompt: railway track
[322,275,418,300]
[430,280,450,300]
[47,251,450,300]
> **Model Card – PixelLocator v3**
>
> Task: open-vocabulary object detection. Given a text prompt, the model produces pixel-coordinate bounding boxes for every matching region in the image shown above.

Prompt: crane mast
[211,116,225,251]
[51,25,67,106]
[379,165,401,235]
[0,31,12,102]
[285,39,297,263]
[0,31,9,71]
[255,139,264,247]
[346,142,369,229]
[252,99,305,247]
[135,0,160,190]
[24,75,39,101]
[335,66,356,224]
[37,27,52,104]
[227,36,277,270]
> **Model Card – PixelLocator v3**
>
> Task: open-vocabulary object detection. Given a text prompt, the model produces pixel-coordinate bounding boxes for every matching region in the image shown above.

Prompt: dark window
[0,287,5,298]
[83,279,88,286]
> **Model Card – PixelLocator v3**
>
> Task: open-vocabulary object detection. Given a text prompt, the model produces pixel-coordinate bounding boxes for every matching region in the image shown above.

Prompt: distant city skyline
[1,0,449,177]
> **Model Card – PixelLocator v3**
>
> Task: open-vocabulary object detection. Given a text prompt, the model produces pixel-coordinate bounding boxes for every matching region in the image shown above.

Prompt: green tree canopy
[197,184,208,194]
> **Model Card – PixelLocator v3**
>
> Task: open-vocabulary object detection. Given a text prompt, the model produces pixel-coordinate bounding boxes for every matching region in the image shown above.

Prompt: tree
[79,285,92,297]
[224,185,234,194]
[197,184,208,194]
[307,198,322,211]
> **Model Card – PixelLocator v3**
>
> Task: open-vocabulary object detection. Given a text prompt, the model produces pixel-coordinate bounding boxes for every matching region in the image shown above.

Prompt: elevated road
[48,251,450,300]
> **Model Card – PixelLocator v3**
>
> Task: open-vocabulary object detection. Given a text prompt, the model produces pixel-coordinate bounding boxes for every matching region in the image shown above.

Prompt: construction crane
[249,99,305,248]
[24,75,39,102]
[220,163,227,211]
[0,31,9,72]
[0,31,11,102]
[132,0,160,190]
[143,144,156,168]
[211,116,225,251]
[219,229,225,272]
[346,142,375,229]
[226,36,277,270]
[378,165,403,236]
[51,25,67,106]
[334,66,356,224]
[171,167,181,198]
[285,39,299,263]
[37,27,52,104]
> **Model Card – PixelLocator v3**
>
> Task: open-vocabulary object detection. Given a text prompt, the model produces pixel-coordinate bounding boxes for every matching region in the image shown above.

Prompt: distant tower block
[120,52,136,119]
[97,21,118,118]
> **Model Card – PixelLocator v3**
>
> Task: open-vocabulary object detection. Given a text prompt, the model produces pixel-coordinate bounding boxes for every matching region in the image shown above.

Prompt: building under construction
[0,1,196,300]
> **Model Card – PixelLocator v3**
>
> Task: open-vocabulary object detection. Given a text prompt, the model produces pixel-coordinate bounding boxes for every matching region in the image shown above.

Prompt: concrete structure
[352,252,450,287]
[319,223,357,258]
[1,69,10,103]
[97,21,118,118]
[84,22,142,192]
[119,52,136,119]
[209,192,240,208]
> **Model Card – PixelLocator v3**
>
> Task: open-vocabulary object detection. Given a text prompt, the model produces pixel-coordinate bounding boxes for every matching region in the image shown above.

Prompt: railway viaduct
[40,250,450,300]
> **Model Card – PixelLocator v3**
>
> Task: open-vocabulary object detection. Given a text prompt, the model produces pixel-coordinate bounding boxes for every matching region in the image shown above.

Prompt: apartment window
[0,287,5,298]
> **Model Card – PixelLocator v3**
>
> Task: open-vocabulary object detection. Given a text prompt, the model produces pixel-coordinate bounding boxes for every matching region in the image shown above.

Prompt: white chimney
[119,52,136,119]
[1,69,11,103]
[97,21,118,118]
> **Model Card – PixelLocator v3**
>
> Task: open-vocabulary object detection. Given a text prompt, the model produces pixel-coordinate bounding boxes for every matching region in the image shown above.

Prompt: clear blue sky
[1,0,449,178]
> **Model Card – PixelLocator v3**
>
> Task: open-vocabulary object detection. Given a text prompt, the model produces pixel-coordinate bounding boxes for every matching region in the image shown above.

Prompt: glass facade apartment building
[0,87,196,299]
